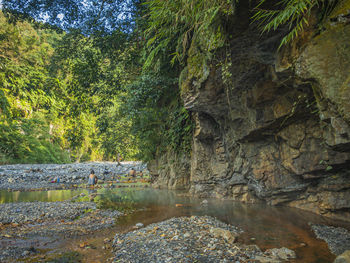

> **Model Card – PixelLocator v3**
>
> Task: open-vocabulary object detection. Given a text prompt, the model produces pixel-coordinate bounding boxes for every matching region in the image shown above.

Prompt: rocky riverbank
[0,201,123,262]
[1,163,349,262]
[310,224,350,256]
[0,162,148,262]
[0,162,147,191]
[148,0,350,223]
[112,216,297,263]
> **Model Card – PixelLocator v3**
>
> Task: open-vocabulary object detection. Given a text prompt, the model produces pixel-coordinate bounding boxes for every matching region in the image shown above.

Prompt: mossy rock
[180,43,211,96]
[329,0,350,19]
[296,20,350,122]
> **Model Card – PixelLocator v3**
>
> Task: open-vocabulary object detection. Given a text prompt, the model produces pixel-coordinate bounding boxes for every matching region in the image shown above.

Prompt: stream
[1,187,349,262]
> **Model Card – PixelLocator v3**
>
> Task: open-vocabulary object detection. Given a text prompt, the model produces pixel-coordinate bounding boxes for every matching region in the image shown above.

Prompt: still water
[1,187,349,262]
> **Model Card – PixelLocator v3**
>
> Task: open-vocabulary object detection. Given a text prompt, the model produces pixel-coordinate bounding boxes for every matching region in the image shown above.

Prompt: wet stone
[0,201,123,262]
[135,223,144,228]
[112,215,295,263]
[310,223,350,255]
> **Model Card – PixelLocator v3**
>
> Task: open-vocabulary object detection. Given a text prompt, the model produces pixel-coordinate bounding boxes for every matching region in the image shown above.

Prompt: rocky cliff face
[149,1,350,221]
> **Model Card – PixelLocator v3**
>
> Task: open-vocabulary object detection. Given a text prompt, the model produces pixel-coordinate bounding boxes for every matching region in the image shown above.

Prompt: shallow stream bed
[1,187,350,262]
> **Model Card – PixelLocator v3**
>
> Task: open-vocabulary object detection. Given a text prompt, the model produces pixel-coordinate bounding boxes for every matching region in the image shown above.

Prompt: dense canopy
[0,0,337,163]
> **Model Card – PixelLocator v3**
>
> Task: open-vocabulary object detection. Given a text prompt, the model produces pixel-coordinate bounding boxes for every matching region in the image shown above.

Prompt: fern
[253,0,337,49]
[143,0,238,70]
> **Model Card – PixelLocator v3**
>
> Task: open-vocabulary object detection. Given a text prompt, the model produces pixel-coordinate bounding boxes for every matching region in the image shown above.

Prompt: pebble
[135,223,144,228]
[0,201,95,224]
[200,199,208,205]
[0,201,123,262]
[112,215,294,263]
[0,162,147,191]
[21,250,30,257]
[310,223,350,255]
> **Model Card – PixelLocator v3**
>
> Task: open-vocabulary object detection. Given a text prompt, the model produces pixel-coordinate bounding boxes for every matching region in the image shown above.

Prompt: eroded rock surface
[149,1,350,221]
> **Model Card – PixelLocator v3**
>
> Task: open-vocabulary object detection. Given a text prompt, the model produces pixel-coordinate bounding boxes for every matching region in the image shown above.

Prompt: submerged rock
[264,247,296,260]
[209,227,237,243]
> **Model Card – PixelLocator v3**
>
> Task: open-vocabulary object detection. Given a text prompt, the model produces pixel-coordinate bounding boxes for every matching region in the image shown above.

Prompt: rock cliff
[149,0,350,222]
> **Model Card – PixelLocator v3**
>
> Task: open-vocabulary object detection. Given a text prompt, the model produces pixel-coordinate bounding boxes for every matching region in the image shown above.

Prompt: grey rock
[21,250,30,257]
[135,223,144,228]
[311,224,350,255]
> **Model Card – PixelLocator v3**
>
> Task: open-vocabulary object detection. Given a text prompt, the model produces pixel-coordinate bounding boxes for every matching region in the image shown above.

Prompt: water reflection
[1,188,349,262]
[0,189,87,203]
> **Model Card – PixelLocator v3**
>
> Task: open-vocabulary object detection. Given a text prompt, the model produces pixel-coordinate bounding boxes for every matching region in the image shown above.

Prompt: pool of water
[0,189,86,203]
[1,188,349,262]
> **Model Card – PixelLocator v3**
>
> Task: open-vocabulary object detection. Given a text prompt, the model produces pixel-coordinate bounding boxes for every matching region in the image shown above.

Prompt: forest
[0,0,339,164]
[1,1,350,262]
[0,0,197,164]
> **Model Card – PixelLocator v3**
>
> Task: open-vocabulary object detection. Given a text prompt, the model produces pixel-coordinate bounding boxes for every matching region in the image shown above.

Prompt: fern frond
[253,0,335,48]
[143,0,239,70]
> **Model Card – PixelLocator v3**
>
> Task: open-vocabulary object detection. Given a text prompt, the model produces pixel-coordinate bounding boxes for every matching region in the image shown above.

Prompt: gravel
[112,216,296,263]
[0,201,123,262]
[310,223,350,255]
[0,162,147,191]
[0,201,95,224]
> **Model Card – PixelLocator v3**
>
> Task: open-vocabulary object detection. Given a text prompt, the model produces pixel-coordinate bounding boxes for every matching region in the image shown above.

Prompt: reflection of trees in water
[96,189,136,211]
[95,188,194,211]
[1,188,339,247]
[0,188,193,205]
[0,189,87,203]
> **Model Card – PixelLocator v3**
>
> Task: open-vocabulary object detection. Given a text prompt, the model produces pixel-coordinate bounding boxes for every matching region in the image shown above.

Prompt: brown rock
[148,0,350,222]
[209,227,237,243]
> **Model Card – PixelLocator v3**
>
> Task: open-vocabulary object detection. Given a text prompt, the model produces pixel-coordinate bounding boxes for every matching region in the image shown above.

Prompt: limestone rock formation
[149,0,350,221]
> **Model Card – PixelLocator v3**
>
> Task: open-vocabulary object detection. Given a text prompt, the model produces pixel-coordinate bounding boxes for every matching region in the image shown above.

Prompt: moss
[187,45,208,81]
[179,66,189,95]
[339,74,350,122]
[301,12,350,122]
[329,0,350,18]
[180,43,211,96]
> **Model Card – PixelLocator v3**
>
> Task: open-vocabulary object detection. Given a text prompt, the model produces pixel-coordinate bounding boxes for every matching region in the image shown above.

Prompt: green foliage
[0,11,139,163]
[253,0,338,48]
[0,12,72,163]
[121,73,193,161]
[0,114,71,164]
[96,99,139,160]
[1,0,343,167]
[96,190,136,212]
[166,106,193,154]
[144,0,238,68]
